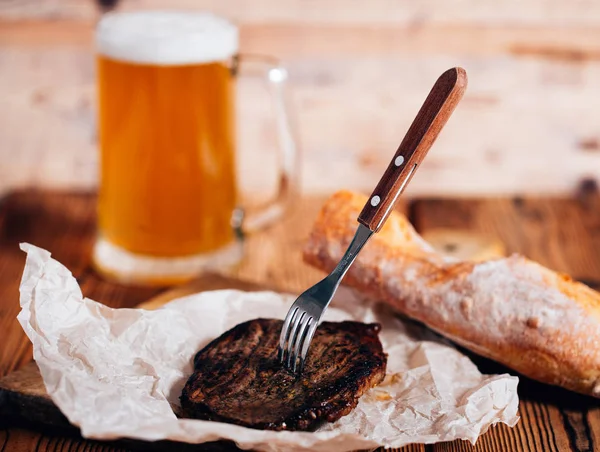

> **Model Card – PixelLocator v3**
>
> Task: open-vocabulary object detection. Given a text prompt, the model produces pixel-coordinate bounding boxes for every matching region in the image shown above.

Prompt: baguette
[303,190,600,397]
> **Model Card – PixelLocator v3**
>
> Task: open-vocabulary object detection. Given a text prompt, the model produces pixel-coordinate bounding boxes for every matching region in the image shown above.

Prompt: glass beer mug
[93,11,298,285]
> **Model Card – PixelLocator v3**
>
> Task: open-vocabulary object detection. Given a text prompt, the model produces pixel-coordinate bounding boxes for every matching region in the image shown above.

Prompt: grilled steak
[180,318,387,431]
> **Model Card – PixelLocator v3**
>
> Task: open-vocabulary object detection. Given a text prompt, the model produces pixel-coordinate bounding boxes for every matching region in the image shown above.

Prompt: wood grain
[1,189,599,451]
[2,4,600,197]
[359,68,467,231]
[3,0,600,26]
[410,196,600,285]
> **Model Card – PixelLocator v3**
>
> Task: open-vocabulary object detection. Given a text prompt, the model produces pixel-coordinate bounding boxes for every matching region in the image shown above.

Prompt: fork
[278,67,468,373]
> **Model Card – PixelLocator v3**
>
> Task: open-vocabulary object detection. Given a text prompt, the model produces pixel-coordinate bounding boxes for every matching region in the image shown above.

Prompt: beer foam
[96,11,238,65]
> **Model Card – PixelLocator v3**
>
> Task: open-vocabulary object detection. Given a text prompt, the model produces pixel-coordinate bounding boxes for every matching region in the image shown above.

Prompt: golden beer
[97,57,236,256]
[93,11,297,285]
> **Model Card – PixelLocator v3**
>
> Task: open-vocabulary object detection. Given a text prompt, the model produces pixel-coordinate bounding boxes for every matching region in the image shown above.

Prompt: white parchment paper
[17,243,519,451]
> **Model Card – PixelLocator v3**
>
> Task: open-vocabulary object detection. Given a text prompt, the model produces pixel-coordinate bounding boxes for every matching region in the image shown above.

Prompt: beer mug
[93,11,298,285]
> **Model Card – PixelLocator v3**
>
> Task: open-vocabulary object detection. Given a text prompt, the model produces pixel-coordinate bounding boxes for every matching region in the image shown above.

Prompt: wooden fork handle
[358,67,468,232]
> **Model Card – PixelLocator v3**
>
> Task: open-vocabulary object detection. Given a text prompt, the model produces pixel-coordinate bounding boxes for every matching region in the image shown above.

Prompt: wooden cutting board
[0,273,278,431]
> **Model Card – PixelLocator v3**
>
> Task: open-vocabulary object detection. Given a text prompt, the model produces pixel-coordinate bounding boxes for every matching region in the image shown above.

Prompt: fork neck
[330,223,373,282]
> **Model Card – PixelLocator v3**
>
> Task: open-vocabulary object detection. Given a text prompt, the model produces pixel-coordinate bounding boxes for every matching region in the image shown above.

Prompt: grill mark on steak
[180,318,387,431]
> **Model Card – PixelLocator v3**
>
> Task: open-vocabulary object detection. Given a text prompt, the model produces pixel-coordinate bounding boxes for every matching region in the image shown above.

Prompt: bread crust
[303,190,600,397]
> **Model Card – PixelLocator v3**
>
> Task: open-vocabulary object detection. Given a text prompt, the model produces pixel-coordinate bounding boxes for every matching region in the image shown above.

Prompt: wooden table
[1,189,599,452]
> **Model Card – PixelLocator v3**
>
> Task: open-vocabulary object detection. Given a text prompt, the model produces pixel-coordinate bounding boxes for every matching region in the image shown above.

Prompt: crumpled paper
[17,243,519,451]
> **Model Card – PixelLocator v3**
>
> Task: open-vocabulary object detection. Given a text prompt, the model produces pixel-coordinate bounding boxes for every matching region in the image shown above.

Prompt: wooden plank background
[1,0,600,197]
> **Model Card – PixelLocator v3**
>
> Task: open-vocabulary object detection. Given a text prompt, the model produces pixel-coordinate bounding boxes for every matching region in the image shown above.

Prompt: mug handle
[231,54,300,234]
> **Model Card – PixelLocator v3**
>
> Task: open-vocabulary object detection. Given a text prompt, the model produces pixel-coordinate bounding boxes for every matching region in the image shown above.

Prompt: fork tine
[286,311,306,368]
[278,307,299,363]
[290,317,312,373]
[298,320,319,373]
